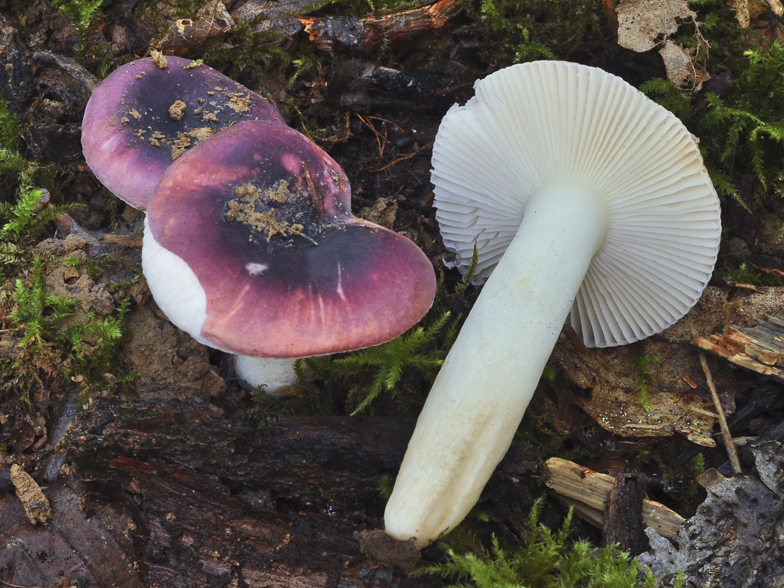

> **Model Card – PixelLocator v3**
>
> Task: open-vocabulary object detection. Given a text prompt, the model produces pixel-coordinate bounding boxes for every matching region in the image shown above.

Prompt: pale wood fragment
[693,316,784,384]
[543,457,685,540]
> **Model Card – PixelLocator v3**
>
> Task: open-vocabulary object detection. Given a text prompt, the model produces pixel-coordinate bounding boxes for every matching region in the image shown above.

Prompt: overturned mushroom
[143,119,436,391]
[384,61,722,547]
[81,55,284,210]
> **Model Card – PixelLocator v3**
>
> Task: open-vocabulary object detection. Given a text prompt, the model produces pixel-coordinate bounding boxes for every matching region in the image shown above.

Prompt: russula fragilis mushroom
[142,119,436,391]
[384,61,722,547]
[81,55,284,210]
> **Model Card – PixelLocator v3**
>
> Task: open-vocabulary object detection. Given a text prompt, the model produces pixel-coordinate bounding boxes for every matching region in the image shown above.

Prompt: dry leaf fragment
[767,0,784,16]
[616,0,709,91]
[727,0,772,26]
[10,464,52,525]
[659,40,711,91]
[157,0,236,56]
[617,0,697,52]
[552,337,723,447]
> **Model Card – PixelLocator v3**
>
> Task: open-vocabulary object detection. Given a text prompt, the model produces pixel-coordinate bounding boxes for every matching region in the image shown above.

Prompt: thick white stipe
[385,182,610,545]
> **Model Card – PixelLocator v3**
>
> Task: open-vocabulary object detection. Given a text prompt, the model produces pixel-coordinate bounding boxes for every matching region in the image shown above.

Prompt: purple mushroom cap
[143,120,437,358]
[81,55,285,210]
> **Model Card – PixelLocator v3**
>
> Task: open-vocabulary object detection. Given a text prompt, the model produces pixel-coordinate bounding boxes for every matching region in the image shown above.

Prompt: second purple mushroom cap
[142,119,437,390]
[81,55,285,210]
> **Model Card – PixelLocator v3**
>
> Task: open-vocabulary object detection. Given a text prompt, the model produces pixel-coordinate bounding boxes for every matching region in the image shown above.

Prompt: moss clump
[642,0,784,209]
[415,498,663,588]
[465,0,613,67]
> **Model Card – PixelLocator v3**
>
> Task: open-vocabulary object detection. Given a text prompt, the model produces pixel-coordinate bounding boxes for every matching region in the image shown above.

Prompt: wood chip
[693,315,784,383]
[543,457,685,540]
[10,464,52,525]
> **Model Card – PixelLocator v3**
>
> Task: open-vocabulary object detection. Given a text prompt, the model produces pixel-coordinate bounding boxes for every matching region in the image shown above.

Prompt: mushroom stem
[233,355,300,392]
[384,181,611,547]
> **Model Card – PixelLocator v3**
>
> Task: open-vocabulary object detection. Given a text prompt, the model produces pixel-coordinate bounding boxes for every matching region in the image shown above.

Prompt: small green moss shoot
[303,310,453,415]
[52,0,103,57]
[642,0,784,209]
[378,474,394,500]
[415,497,661,588]
[626,344,661,413]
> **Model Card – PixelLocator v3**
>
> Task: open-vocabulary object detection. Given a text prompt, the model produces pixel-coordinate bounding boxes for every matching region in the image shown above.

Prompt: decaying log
[299,0,462,56]
[67,398,417,513]
[0,465,440,587]
[694,315,784,383]
[603,473,648,555]
[543,457,685,541]
[1,398,453,585]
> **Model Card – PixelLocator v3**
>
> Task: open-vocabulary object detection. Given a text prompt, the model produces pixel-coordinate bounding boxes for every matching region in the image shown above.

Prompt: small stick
[369,142,432,173]
[698,351,742,474]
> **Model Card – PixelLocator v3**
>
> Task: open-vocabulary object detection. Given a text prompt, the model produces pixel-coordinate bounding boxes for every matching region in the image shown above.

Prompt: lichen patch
[169,99,187,121]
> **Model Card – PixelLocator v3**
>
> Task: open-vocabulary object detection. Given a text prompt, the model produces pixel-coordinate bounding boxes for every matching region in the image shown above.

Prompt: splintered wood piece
[693,315,784,383]
[299,0,461,56]
[543,457,685,540]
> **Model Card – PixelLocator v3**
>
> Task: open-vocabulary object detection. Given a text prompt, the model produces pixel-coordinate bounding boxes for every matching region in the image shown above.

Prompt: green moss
[714,259,784,286]
[641,0,784,209]
[415,497,660,588]
[52,0,103,58]
[203,19,293,82]
[301,310,455,415]
[626,344,661,413]
[465,0,612,66]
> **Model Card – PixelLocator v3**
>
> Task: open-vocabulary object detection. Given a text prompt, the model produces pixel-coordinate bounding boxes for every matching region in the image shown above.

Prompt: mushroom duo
[384,61,722,547]
[82,56,436,391]
[142,120,437,384]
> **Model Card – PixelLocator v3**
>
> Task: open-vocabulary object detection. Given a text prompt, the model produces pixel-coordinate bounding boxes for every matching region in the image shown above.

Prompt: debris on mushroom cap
[432,60,721,347]
[143,119,437,359]
[81,55,285,210]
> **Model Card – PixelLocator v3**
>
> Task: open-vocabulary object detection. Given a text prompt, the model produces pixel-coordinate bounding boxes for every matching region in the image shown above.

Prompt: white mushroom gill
[383,61,721,547]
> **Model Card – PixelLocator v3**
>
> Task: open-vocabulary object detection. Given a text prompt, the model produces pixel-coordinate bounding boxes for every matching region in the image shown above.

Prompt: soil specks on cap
[225,182,317,245]
[169,99,187,121]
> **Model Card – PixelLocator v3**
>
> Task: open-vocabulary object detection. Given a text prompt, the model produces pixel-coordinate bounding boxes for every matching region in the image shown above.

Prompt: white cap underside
[432,61,721,347]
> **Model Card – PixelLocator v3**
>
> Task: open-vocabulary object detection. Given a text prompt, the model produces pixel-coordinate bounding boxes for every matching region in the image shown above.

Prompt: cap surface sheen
[144,120,437,358]
[82,56,285,210]
[431,61,721,348]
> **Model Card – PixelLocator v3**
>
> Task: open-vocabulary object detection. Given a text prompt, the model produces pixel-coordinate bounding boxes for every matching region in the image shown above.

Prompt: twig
[355,113,387,162]
[369,142,432,173]
[697,350,742,474]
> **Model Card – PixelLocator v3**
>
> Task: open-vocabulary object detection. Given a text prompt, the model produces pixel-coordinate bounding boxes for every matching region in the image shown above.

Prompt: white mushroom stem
[384,181,611,547]
[233,355,300,393]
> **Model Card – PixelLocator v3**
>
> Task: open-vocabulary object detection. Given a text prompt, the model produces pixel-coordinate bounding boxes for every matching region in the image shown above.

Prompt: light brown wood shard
[10,464,52,525]
[693,315,784,384]
[543,457,685,540]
